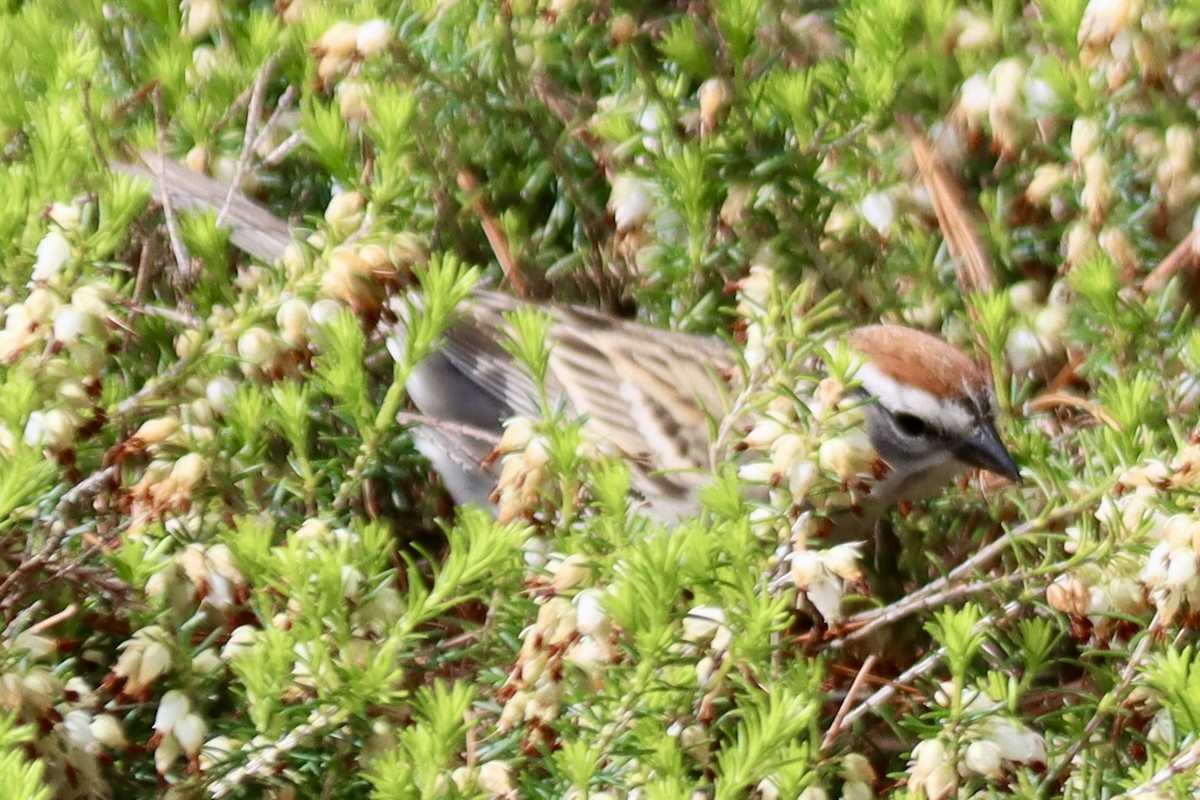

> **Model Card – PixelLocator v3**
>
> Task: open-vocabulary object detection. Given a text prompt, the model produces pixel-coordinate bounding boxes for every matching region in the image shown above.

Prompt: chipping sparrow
[393,290,1020,523]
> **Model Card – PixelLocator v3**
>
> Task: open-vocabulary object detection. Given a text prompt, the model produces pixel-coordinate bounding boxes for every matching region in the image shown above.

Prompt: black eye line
[891,410,935,438]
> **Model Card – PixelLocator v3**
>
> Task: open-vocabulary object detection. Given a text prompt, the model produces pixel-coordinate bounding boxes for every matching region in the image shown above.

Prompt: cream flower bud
[477,760,514,795]
[324,191,366,238]
[388,231,427,267]
[1082,153,1112,225]
[574,588,609,637]
[497,690,529,731]
[205,377,237,415]
[49,201,83,232]
[842,753,876,783]
[496,416,534,455]
[63,709,95,752]
[1034,304,1068,346]
[24,408,74,450]
[957,73,991,127]
[1025,164,1068,207]
[199,735,238,772]
[314,21,360,61]
[26,287,61,323]
[1166,125,1194,175]
[549,553,591,593]
[91,714,129,749]
[535,596,577,645]
[1166,549,1197,589]
[788,461,820,501]
[169,452,208,497]
[321,248,378,309]
[337,80,372,122]
[609,175,655,232]
[276,298,311,348]
[174,713,208,757]
[954,9,995,50]
[154,733,182,775]
[770,433,807,471]
[682,606,728,646]
[744,420,785,450]
[910,737,949,784]
[860,191,895,238]
[32,230,72,282]
[818,429,875,481]
[189,45,218,84]
[154,689,190,734]
[822,542,864,582]
[185,144,209,173]
[1047,575,1089,615]
[565,634,610,671]
[192,648,222,675]
[1099,227,1135,276]
[695,654,716,688]
[698,78,730,133]
[1006,326,1047,374]
[135,416,181,446]
[1071,118,1102,164]
[1063,220,1096,266]
[355,18,391,57]
[182,0,220,40]
[221,625,259,661]
[174,328,203,360]
[237,326,279,367]
[987,719,1046,764]
[739,460,777,484]
[964,739,1003,778]
[309,298,344,328]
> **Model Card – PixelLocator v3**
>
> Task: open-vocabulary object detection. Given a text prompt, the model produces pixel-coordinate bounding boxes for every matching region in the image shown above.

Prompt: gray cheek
[862,405,910,462]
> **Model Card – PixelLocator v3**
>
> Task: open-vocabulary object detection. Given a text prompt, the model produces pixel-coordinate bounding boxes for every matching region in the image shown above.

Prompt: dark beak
[956,419,1020,482]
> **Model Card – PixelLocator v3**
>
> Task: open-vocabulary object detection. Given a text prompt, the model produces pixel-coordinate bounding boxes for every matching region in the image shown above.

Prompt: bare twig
[1026,390,1122,431]
[1143,229,1199,293]
[27,603,78,634]
[0,465,116,613]
[150,88,195,291]
[1111,738,1200,799]
[840,600,1023,729]
[217,52,280,229]
[261,129,305,167]
[830,485,1109,647]
[457,168,530,298]
[821,654,877,750]
[1041,611,1163,790]
[249,84,298,157]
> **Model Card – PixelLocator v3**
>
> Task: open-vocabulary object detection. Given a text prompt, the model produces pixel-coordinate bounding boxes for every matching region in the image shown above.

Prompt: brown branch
[829,484,1110,648]
[217,51,282,230]
[1143,228,1199,293]
[457,168,530,298]
[150,87,195,297]
[821,654,877,750]
[1026,390,1122,431]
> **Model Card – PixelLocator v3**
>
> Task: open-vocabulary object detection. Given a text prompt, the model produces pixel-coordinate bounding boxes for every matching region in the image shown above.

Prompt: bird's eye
[893,412,930,437]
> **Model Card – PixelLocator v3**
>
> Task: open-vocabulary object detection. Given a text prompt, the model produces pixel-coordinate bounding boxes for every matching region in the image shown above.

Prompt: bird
[392,290,1021,525]
[116,153,1020,527]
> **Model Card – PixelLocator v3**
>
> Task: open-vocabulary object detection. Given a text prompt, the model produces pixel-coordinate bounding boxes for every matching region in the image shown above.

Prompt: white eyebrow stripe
[855,362,976,433]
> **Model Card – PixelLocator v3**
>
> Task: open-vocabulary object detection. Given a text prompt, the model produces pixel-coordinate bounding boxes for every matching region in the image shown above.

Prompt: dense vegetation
[3,0,1200,797]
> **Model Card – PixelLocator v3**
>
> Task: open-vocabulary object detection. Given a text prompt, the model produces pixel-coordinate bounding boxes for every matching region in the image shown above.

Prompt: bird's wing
[423,289,737,511]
